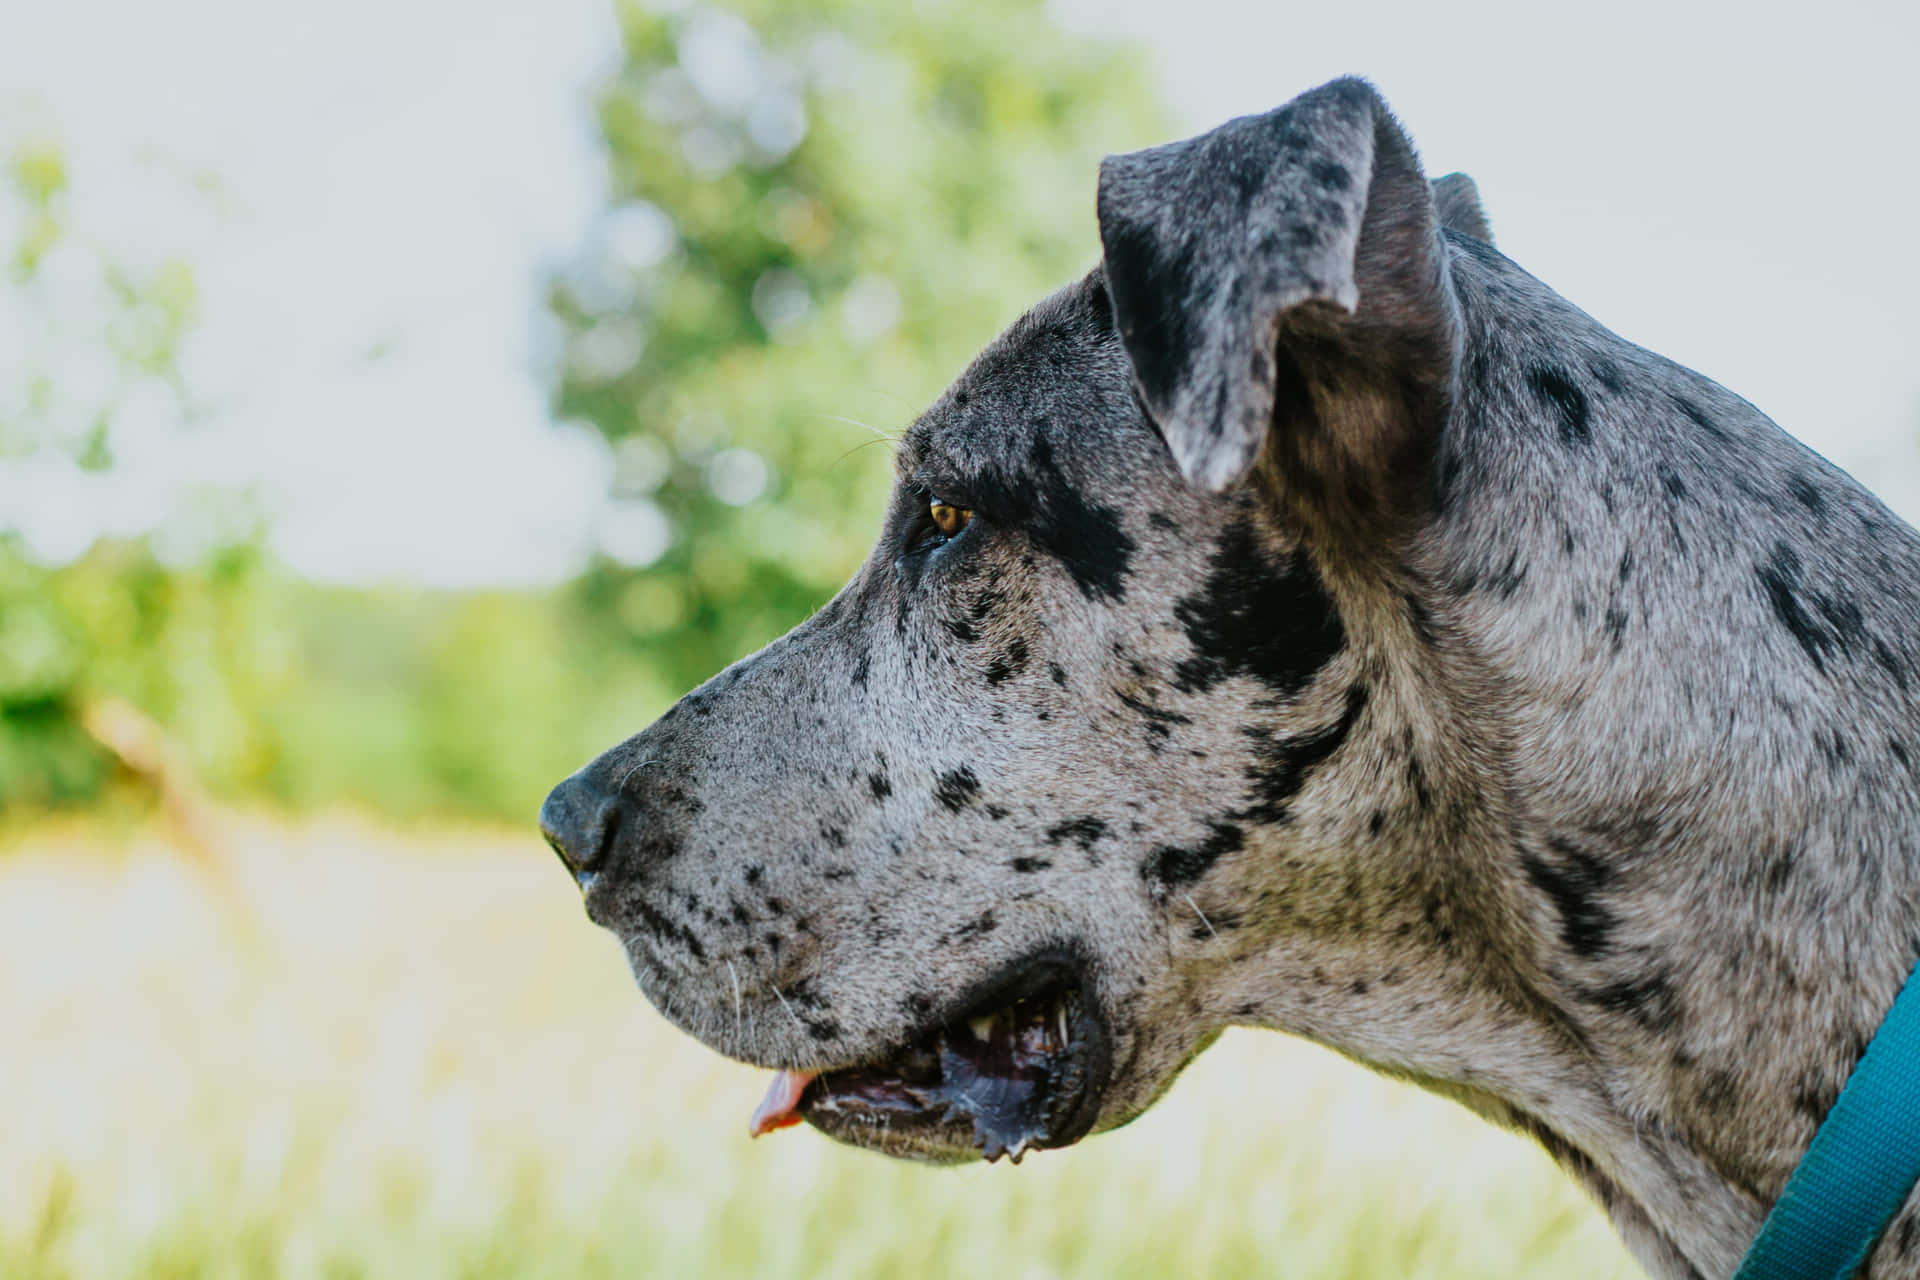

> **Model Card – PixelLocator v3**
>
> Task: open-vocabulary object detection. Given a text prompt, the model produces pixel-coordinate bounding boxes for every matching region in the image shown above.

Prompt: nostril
[539,774,620,881]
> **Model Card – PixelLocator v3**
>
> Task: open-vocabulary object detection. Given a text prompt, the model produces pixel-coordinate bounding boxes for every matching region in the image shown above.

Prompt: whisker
[770,984,808,1037]
[811,412,900,442]
[1184,894,1218,938]
[726,960,745,1042]
[832,435,899,468]
[612,756,658,791]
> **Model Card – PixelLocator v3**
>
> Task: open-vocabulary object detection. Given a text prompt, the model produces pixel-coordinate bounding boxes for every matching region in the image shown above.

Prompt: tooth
[969,1015,995,1041]
[1056,1006,1070,1044]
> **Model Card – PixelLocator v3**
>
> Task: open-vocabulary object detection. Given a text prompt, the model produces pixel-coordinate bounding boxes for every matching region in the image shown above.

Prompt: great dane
[541,77,1920,1278]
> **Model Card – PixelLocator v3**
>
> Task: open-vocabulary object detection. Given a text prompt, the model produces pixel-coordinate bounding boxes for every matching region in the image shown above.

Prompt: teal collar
[1732,956,1920,1279]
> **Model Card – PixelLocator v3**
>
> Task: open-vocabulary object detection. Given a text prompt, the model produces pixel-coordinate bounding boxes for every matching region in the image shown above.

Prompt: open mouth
[748,951,1109,1163]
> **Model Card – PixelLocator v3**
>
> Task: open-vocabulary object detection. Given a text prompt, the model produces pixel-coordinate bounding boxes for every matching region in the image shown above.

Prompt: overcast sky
[3,0,1915,585]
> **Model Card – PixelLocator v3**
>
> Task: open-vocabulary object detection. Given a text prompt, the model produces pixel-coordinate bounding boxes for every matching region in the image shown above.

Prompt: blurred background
[0,0,1912,1274]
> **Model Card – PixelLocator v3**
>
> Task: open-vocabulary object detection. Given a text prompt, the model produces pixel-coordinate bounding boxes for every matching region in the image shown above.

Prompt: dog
[541,77,1920,1279]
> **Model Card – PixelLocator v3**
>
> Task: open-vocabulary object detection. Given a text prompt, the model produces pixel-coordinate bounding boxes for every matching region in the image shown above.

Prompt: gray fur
[1432,172,1494,243]
[542,77,1920,1279]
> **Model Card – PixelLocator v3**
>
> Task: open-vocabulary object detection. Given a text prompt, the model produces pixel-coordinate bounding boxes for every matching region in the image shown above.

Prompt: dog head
[543,77,1497,1163]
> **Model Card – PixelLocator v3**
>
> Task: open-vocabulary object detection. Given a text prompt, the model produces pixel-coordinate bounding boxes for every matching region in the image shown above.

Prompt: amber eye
[929,500,972,539]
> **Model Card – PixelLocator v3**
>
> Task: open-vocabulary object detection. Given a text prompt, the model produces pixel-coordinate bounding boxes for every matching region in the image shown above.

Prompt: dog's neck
[1202,783,1762,1273]
[1175,560,1920,1279]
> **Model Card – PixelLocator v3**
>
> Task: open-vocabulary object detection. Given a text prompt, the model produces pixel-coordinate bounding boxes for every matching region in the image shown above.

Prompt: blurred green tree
[550,0,1165,691]
[0,137,287,815]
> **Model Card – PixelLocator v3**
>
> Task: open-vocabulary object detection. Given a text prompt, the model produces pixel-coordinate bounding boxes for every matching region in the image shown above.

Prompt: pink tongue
[749,1070,819,1138]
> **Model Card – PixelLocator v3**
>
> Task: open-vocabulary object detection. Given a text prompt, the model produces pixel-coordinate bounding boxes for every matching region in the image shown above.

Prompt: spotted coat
[544,78,1920,1280]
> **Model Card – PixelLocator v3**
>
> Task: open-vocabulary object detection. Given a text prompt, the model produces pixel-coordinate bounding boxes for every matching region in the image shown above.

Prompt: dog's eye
[929,501,972,539]
[902,490,977,559]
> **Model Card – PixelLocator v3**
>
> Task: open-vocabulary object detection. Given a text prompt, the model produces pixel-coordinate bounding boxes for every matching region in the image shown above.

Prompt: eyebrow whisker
[831,436,900,468]
[811,413,901,442]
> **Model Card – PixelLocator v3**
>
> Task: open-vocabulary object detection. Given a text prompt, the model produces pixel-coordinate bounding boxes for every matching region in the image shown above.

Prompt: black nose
[540,772,619,883]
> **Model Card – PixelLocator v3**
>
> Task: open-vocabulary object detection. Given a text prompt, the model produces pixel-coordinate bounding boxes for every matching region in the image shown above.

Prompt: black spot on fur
[1405,752,1432,812]
[968,430,1137,602]
[1115,689,1191,744]
[1692,1067,1740,1121]
[1604,603,1629,652]
[949,910,998,942]
[1048,662,1067,687]
[1528,365,1591,446]
[934,767,980,812]
[851,652,870,688]
[1308,158,1351,191]
[1421,890,1454,946]
[942,616,979,644]
[984,635,1030,685]
[1765,851,1796,892]
[1672,395,1730,443]
[633,898,706,961]
[1173,522,1344,697]
[1482,553,1528,599]
[1579,969,1680,1033]
[1145,820,1244,886]
[1873,639,1910,691]
[1757,543,1870,675]
[1657,464,1688,502]
[744,865,763,886]
[1523,837,1617,959]
[1896,1211,1920,1259]
[1008,857,1052,873]
[1235,685,1369,825]
[868,772,892,801]
[1816,727,1852,770]
[1045,817,1108,850]
[1787,473,1825,517]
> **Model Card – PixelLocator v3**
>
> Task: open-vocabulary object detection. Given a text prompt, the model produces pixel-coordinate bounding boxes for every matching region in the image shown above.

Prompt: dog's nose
[540,772,619,884]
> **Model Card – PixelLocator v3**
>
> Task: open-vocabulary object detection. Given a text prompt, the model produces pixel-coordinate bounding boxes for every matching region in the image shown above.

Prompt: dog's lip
[747,948,1111,1161]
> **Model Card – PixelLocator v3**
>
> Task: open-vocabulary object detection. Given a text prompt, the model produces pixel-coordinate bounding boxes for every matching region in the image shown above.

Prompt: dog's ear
[1098,78,1456,495]
[1431,172,1494,244]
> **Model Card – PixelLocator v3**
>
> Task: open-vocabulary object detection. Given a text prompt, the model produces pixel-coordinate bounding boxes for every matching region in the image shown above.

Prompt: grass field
[0,816,1640,1279]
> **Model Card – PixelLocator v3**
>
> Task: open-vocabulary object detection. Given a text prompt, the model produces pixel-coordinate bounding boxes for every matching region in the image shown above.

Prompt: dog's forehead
[897,271,1147,486]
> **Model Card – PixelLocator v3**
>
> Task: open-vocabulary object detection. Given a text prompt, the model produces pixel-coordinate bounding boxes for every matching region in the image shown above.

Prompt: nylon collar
[1732,955,1920,1279]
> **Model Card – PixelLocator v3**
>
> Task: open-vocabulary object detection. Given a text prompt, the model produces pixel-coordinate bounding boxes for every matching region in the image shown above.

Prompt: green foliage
[552,0,1167,690]
[1,137,200,468]
[0,1,1171,823]
[0,535,290,811]
[0,136,251,813]
[254,586,674,822]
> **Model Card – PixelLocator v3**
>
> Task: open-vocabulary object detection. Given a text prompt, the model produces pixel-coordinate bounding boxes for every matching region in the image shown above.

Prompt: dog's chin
[801,958,1110,1163]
